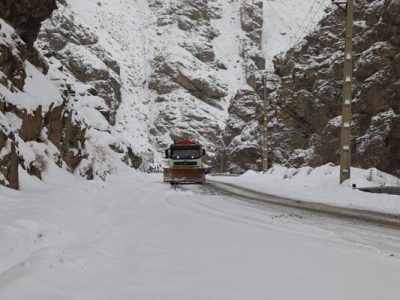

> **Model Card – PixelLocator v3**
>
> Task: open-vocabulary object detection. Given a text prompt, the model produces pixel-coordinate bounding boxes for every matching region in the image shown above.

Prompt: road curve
[205,180,400,228]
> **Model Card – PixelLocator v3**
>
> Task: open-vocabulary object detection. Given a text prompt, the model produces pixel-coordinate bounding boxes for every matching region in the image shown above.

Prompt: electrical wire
[291,0,330,47]
[283,0,321,53]
[283,0,330,53]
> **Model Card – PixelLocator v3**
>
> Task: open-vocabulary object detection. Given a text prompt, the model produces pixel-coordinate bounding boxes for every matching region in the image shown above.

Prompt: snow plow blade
[163,168,206,184]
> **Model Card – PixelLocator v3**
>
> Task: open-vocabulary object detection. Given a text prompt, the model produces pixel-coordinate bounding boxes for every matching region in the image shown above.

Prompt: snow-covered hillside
[37,0,332,173]
[3,0,398,184]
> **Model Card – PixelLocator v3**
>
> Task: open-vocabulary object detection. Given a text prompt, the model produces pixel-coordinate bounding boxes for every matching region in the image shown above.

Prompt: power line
[283,0,320,53]
[284,0,329,53]
[291,0,329,49]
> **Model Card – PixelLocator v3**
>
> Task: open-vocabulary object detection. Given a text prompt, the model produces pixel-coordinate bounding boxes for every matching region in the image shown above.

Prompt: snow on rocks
[265,0,400,176]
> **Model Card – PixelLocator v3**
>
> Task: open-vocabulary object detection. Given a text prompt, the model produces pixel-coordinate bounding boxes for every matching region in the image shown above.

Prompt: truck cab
[163,140,207,184]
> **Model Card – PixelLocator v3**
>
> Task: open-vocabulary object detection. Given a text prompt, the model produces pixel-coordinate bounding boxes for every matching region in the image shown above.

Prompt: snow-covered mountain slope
[1,0,337,187]
[37,0,332,173]
[64,0,155,155]
[4,0,398,185]
[37,0,267,169]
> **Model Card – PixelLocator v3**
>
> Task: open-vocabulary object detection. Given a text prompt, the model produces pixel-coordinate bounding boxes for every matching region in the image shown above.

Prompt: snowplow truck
[163,140,207,184]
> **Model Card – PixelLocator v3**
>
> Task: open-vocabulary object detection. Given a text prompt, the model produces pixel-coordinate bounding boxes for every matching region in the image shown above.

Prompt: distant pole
[262,73,269,173]
[333,0,353,183]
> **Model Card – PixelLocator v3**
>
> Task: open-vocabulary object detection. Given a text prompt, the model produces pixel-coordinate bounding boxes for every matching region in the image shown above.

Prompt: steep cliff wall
[0,0,142,189]
[0,0,59,188]
[2,0,398,186]
[38,1,142,178]
[147,0,265,160]
[37,0,266,170]
[267,0,400,176]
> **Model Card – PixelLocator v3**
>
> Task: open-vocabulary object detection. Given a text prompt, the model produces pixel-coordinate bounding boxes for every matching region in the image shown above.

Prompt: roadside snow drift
[212,164,400,214]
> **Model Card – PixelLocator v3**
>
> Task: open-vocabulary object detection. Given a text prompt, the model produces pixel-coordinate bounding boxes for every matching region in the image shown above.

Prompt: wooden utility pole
[333,0,353,183]
[262,73,269,173]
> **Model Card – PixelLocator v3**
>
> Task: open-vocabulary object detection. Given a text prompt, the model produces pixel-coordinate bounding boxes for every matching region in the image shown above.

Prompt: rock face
[36,0,265,175]
[147,0,229,151]
[219,89,263,173]
[217,0,265,172]
[147,0,265,170]
[0,1,58,188]
[0,0,142,189]
[2,0,398,187]
[38,5,122,125]
[267,0,400,176]
[0,0,57,45]
[37,1,143,178]
[0,0,57,74]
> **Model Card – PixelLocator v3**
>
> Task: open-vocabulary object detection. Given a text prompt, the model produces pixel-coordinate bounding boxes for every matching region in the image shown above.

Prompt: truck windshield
[171,149,201,159]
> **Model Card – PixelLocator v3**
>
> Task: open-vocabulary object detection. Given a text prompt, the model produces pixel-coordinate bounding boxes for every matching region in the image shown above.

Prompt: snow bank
[212,164,400,214]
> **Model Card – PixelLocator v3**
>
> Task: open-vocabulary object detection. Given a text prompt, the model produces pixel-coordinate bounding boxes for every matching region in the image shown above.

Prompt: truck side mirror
[165,149,169,158]
[202,149,206,156]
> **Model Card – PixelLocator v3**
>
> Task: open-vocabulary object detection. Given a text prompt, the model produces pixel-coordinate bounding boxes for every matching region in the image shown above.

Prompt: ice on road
[0,169,399,300]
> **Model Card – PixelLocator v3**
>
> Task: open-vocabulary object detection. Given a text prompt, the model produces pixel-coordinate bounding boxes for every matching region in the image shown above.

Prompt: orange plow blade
[163,168,206,184]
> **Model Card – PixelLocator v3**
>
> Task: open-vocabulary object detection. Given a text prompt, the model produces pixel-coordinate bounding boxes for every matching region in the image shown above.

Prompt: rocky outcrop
[0,0,58,188]
[0,125,19,189]
[38,4,122,125]
[0,0,143,189]
[240,0,265,89]
[0,0,57,74]
[146,0,266,159]
[36,1,143,179]
[0,0,57,45]
[267,0,400,176]
[147,0,229,151]
[220,89,262,173]
[216,0,265,172]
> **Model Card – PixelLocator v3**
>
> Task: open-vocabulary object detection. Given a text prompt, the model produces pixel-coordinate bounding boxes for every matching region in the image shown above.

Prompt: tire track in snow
[165,183,400,257]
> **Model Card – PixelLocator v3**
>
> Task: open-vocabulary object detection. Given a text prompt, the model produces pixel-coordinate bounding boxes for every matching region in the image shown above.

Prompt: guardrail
[358,187,400,196]
[210,173,240,177]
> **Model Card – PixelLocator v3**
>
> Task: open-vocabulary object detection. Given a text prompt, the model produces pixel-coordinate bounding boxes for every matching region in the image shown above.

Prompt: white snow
[262,0,332,68]
[212,163,400,214]
[2,3,400,297]
[0,62,63,112]
[64,0,157,155]
[0,165,400,299]
[211,0,248,95]
[4,113,22,132]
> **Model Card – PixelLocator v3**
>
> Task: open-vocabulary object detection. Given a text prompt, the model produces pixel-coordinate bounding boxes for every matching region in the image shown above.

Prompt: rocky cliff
[0,0,59,188]
[266,0,400,176]
[36,0,266,171]
[0,0,141,189]
[1,0,399,188]
[147,0,265,162]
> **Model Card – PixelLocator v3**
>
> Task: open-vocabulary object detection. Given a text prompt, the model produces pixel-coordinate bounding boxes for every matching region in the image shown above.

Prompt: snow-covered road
[1,169,400,299]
